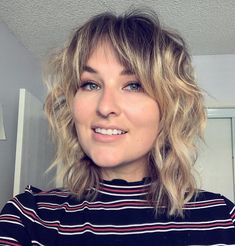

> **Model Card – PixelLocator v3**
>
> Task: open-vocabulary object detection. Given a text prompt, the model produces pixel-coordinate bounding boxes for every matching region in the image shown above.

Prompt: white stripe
[229,205,235,215]
[37,199,151,212]
[58,225,235,236]
[0,236,19,242]
[9,199,41,221]
[100,182,150,189]
[0,220,24,227]
[37,198,147,207]
[9,197,235,236]
[186,198,224,205]
[36,198,227,212]
[25,188,70,198]
[0,213,21,219]
[31,240,45,246]
[11,198,234,229]
[94,189,148,196]
[38,205,152,212]
[74,219,232,227]
[48,219,233,229]
[32,192,69,198]
[9,199,64,226]
[189,244,229,246]
[183,203,226,210]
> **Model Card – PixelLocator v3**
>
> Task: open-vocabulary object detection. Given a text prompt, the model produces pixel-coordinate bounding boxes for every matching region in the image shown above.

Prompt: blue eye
[79,81,100,91]
[124,82,143,92]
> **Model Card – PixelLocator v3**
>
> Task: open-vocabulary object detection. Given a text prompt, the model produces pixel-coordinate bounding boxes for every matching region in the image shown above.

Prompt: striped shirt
[0,179,235,245]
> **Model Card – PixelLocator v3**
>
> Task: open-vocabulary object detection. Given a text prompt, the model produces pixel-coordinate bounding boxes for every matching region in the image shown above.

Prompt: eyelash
[79,81,143,92]
[79,81,101,91]
[123,82,143,92]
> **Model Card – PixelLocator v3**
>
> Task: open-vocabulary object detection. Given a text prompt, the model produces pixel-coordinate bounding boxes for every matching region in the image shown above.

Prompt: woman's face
[72,41,160,181]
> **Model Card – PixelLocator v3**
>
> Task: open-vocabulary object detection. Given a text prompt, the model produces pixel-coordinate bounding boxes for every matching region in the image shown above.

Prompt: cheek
[72,100,89,148]
[72,98,88,141]
[127,100,160,131]
[140,106,160,146]
[72,95,89,124]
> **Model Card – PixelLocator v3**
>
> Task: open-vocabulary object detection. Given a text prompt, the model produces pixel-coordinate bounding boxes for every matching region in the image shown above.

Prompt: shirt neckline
[101,177,151,186]
[97,177,151,197]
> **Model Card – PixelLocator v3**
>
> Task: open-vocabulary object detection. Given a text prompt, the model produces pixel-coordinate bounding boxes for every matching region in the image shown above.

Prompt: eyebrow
[82,65,97,73]
[82,65,135,76]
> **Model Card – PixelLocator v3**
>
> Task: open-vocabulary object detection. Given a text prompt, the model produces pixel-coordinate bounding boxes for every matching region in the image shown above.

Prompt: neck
[101,167,148,182]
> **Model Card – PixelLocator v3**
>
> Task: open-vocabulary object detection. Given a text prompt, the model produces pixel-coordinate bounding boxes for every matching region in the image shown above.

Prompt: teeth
[94,128,125,135]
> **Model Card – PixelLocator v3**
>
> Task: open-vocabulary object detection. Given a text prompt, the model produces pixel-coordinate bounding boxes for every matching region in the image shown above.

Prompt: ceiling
[0,0,235,59]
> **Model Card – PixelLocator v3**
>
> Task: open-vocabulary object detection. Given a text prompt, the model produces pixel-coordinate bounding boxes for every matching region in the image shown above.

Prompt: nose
[96,87,121,118]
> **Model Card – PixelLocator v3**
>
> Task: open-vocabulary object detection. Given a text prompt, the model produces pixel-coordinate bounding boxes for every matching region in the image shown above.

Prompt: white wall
[0,22,44,209]
[193,54,235,107]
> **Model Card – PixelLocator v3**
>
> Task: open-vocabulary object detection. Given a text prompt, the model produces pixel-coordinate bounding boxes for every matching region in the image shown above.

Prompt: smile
[94,128,126,135]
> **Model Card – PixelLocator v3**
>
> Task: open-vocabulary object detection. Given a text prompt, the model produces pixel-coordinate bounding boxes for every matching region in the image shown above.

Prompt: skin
[72,41,160,181]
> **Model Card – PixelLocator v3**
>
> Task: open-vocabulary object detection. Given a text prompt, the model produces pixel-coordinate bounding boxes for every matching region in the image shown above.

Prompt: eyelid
[79,80,101,90]
[80,79,96,85]
[123,81,144,91]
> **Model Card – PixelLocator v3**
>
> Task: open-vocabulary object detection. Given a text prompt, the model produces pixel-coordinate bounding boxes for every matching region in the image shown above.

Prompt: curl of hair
[44,9,206,216]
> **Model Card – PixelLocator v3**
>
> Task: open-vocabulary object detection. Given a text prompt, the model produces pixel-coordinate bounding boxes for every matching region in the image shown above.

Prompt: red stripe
[0,239,21,246]
[184,200,224,208]
[37,200,225,211]
[0,216,21,223]
[231,211,235,219]
[100,186,148,194]
[58,221,233,233]
[13,199,61,228]
[38,201,149,210]
[36,191,69,196]
[11,198,234,234]
[13,199,38,220]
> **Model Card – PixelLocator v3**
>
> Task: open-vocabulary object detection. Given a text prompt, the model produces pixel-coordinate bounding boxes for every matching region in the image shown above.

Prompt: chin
[93,160,121,168]
[87,151,118,165]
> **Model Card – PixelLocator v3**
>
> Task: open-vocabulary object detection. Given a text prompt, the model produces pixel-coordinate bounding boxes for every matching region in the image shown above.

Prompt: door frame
[207,108,235,199]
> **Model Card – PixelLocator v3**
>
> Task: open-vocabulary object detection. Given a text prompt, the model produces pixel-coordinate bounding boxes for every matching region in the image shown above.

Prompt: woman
[0,10,235,245]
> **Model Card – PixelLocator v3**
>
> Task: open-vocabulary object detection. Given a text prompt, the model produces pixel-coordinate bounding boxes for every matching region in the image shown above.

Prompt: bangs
[69,11,158,96]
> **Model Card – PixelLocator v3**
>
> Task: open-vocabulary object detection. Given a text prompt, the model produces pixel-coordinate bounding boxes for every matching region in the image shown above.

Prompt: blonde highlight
[44,9,206,216]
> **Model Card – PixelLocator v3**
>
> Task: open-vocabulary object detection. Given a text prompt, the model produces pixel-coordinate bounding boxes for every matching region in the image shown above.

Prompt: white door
[196,117,235,202]
[13,89,55,195]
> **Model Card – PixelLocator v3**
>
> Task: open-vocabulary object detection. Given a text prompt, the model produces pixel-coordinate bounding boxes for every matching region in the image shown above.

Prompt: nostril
[96,93,121,117]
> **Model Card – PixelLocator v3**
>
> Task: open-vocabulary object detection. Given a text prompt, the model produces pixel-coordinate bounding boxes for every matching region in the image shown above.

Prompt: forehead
[86,41,117,63]
[83,41,134,75]
[86,40,122,64]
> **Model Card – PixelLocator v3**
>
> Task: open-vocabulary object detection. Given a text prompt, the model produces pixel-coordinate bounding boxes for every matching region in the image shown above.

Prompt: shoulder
[0,186,75,245]
[1,185,73,218]
[190,190,235,209]
[194,190,234,207]
[15,185,71,202]
[185,190,235,225]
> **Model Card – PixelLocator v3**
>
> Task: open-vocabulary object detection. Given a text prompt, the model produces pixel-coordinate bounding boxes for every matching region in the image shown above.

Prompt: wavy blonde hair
[44,10,206,216]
